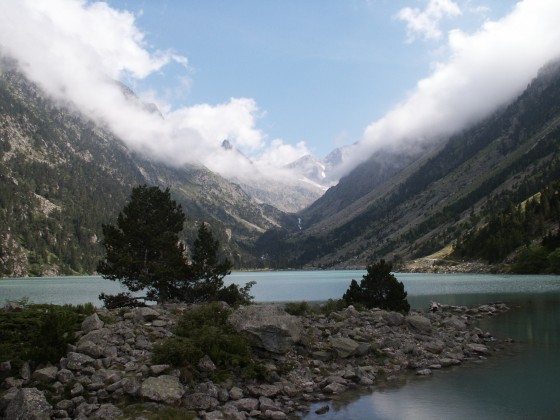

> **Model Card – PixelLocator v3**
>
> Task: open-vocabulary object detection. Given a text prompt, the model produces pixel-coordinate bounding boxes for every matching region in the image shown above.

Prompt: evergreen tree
[188,223,232,302]
[343,260,410,313]
[98,185,253,307]
[97,185,190,304]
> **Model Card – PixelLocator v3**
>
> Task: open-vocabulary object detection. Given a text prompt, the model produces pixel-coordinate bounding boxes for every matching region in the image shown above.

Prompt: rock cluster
[0,302,511,419]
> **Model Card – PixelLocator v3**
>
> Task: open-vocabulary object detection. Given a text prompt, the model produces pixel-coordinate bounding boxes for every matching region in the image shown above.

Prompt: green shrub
[284,301,310,316]
[152,303,257,380]
[0,303,95,376]
[313,299,348,315]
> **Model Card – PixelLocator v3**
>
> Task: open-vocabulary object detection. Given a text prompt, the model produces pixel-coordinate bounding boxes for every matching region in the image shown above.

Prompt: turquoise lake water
[1,271,559,419]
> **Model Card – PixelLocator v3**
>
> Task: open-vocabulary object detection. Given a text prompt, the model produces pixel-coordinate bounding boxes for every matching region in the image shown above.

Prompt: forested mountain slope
[0,63,293,277]
[257,60,560,268]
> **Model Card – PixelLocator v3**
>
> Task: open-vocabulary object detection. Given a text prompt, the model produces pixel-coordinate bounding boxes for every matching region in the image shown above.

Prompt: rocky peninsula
[0,301,512,419]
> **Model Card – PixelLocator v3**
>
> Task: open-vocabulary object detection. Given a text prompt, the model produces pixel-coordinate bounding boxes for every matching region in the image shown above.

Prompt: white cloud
[0,0,309,185]
[396,0,462,43]
[336,0,560,177]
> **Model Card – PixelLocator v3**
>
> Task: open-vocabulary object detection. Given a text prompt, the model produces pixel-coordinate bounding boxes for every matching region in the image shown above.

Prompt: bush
[284,301,310,316]
[152,303,258,380]
[342,260,410,314]
[0,302,95,377]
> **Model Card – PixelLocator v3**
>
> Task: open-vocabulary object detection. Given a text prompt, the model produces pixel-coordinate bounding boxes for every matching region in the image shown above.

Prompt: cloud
[336,0,560,178]
[396,0,462,43]
[0,0,309,184]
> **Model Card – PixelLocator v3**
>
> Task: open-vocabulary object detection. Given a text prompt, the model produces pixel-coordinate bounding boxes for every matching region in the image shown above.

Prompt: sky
[0,0,560,183]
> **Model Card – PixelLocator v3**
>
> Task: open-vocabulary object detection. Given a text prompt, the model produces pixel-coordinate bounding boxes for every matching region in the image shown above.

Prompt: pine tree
[343,260,410,313]
[97,185,190,304]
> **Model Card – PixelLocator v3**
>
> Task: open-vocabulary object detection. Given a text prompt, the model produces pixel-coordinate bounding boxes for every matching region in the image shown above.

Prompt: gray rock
[466,343,489,354]
[76,340,105,358]
[416,369,432,376]
[149,364,170,375]
[198,355,217,373]
[264,410,288,419]
[66,352,95,371]
[0,387,19,413]
[382,311,405,326]
[131,307,160,322]
[424,340,445,354]
[70,382,84,397]
[247,384,282,398]
[259,396,279,411]
[31,366,58,383]
[229,305,302,354]
[139,375,184,403]
[229,386,244,400]
[182,392,219,410]
[90,403,123,419]
[81,313,104,334]
[330,337,360,358]
[234,397,260,412]
[5,388,53,420]
[406,315,432,333]
[202,411,226,420]
[322,382,347,394]
[56,369,74,384]
[443,316,467,331]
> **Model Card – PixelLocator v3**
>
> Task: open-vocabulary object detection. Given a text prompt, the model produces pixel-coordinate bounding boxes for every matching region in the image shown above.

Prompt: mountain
[0,61,295,277]
[257,59,560,268]
[218,140,327,213]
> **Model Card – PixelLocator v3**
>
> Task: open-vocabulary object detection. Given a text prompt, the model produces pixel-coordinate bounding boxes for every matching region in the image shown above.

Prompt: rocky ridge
[0,302,512,419]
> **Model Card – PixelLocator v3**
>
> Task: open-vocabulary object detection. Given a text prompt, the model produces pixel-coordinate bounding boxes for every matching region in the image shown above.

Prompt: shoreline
[1,301,513,419]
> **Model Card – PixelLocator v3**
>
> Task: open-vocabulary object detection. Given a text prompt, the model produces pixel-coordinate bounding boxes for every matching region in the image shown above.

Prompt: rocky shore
[0,301,512,419]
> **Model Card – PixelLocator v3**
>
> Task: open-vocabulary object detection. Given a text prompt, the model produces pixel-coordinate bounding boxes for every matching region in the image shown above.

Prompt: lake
[1,271,560,419]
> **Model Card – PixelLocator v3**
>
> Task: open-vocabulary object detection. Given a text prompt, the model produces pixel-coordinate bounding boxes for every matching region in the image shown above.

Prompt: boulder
[130,307,160,322]
[234,397,260,412]
[81,313,104,334]
[90,403,123,419]
[382,311,405,326]
[466,343,489,355]
[31,366,58,383]
[66,352,95,371]
[443,316,467,331]
[330,337,360,358]
[228,305,303,353]
[247,384,282,398]
[5,388,53,420]
[406,315,432,333]
[139,375,184,403]
[183,393,220,411]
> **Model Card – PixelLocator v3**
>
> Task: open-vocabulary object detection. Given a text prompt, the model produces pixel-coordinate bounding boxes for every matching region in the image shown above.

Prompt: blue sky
[107,0,515,158]
[1,0,559,183]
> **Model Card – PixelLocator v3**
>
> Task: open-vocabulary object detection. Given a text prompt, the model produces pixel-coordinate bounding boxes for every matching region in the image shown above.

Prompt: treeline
[453,180,560,271]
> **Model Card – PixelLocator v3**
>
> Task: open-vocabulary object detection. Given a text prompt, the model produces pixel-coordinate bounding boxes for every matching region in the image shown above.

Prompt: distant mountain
[0,61,295,277]
[257,59,560,268]
[218,140,327,213]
